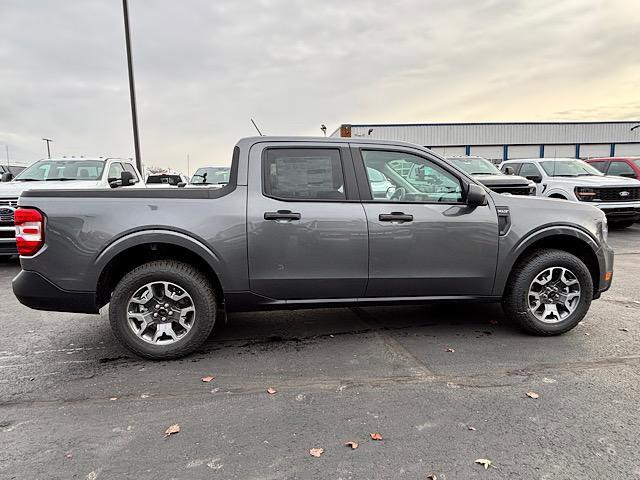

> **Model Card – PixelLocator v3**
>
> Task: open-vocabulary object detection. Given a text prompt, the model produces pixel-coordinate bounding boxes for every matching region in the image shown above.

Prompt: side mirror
[466,184,487,206]
[526,175,542,183]
[109,171,135,188]
[503,166,514,175]
[1,172,13,182]
[120,171,135,186]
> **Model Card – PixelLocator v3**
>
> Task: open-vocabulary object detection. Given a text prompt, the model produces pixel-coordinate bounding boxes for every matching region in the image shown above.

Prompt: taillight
[14,208,44,256]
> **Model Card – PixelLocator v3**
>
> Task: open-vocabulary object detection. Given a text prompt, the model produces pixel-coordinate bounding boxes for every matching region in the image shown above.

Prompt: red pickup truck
[585,157,640,180]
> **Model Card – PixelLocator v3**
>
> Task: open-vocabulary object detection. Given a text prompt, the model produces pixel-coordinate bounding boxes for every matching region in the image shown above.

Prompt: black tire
[502,249,593,336]
[609,220,634,230]
[109,260,217,359]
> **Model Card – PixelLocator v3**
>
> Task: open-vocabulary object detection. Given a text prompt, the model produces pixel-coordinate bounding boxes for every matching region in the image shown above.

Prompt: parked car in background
[146,172,189,187]
[584,157,640,180]
[366,166,394,198]
[190,166,230,186]
[0,157,144,256]
[500,158,640,228]
[446,156,536,195]
[0,164,26,182]
[13,137,613,359]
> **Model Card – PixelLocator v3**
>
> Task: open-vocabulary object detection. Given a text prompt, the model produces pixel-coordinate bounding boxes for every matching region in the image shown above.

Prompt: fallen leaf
[109,397,118,401]
[446,348,455,353]
[370,432,383,441]
[140,394,150,399]
[309,447,324,457]
[201,376,215,383]
[619,328,629,332]
[426,475,437,480]
[584,332,591,336]
[345,441,359,449]
[164,424,180,438]
[475,458,492,469]
[64,452,73,459]
[468,426,476,431]
[526,391,540,399]
[267,387,277,395]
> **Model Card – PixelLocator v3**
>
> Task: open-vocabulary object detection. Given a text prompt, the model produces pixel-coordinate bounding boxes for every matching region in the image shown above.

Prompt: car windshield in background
[448,157,500,175]
[539,160,603,177]
[633,159,640,169]
[147,175,182,185]
[190,167,230,184]
[14,160,105,181]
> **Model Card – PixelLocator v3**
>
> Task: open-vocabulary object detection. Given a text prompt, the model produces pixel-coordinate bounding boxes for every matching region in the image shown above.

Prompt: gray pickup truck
[13,137,614,359]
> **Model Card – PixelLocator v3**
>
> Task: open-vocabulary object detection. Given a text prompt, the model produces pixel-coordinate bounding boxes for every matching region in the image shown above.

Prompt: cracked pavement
[1,226,639,479]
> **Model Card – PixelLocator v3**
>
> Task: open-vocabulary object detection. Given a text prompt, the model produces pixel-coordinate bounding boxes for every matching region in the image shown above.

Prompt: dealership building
[332,121,640,162]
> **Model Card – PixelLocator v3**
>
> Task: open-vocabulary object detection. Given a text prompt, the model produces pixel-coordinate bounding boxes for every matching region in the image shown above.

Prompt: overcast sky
[1,0,639,172]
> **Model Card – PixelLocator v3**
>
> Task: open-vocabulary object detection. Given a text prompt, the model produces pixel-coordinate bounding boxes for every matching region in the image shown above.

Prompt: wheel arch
[94,230,226,309]
[494,227,602,298]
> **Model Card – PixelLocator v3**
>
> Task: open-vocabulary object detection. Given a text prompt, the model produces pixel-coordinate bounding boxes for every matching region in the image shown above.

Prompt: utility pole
[122,0,142,173]
[42,138,53,158]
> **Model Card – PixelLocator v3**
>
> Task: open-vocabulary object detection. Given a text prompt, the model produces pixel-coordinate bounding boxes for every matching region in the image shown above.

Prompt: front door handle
[264,210,301,221]
[379,212,413,222]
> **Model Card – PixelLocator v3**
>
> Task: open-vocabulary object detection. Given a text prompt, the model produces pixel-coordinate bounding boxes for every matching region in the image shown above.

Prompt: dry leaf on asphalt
[446,348,455,353]
[267,387,277,395]
[475,458,493,469]
[468,426,476,431]
[309,448,324,457]
[526,391,540,399]
[619,327,629,332]
[109,397,118,401]
[370,432,383,441]
[201,376,215,383]
[164,424,180,438]
[345,441,359,449]
[426,475,437,480]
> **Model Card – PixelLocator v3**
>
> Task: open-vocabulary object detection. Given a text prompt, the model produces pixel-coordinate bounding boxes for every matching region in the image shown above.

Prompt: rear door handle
[264,210,301,221]
[379,212,413,222]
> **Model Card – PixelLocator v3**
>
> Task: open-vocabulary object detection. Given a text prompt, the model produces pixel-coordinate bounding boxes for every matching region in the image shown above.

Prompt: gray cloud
[1,0,638,172]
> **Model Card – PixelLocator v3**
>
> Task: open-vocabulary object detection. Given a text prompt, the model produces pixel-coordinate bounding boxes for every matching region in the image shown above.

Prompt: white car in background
[0,157,144,256]
[499,157,640,228]
[189,166,231,186]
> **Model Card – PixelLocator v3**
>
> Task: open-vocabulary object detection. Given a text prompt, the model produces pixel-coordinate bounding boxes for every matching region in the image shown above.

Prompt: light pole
[122,0,142,173]
[42,138,53,158]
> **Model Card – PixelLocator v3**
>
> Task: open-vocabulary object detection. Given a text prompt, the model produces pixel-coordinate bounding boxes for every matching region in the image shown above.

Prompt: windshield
[190,167,230,184]
[14,160,105,181]
[539,160,603,177]
[448,156,500,175]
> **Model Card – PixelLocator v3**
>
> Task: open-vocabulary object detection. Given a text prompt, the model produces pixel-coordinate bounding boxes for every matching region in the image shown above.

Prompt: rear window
[264,148,346,201]
[147,174,182,185]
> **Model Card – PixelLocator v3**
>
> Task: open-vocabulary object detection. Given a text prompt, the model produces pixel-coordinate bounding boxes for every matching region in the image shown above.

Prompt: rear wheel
[109,260,217,359]
[503,249,593,335]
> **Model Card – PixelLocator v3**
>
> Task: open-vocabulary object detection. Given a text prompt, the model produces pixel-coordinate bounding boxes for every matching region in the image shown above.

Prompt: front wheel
[502,249,593,335]
[109,260,218,359]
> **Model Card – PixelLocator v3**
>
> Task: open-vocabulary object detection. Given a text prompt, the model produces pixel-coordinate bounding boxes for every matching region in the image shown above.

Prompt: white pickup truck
[500,158,640,228]
[0,157,144,256]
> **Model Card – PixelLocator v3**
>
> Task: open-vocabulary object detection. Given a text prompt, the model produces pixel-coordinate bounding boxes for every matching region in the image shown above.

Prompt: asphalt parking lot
[1,226,639,479]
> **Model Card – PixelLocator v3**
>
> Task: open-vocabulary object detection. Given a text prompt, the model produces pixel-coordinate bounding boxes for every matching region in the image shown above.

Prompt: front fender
[493,224,603,296]
[92,229,229,290]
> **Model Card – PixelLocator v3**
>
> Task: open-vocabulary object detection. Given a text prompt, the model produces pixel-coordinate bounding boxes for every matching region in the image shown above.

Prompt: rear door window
[263,149,346,201]
[519,163,541,177]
